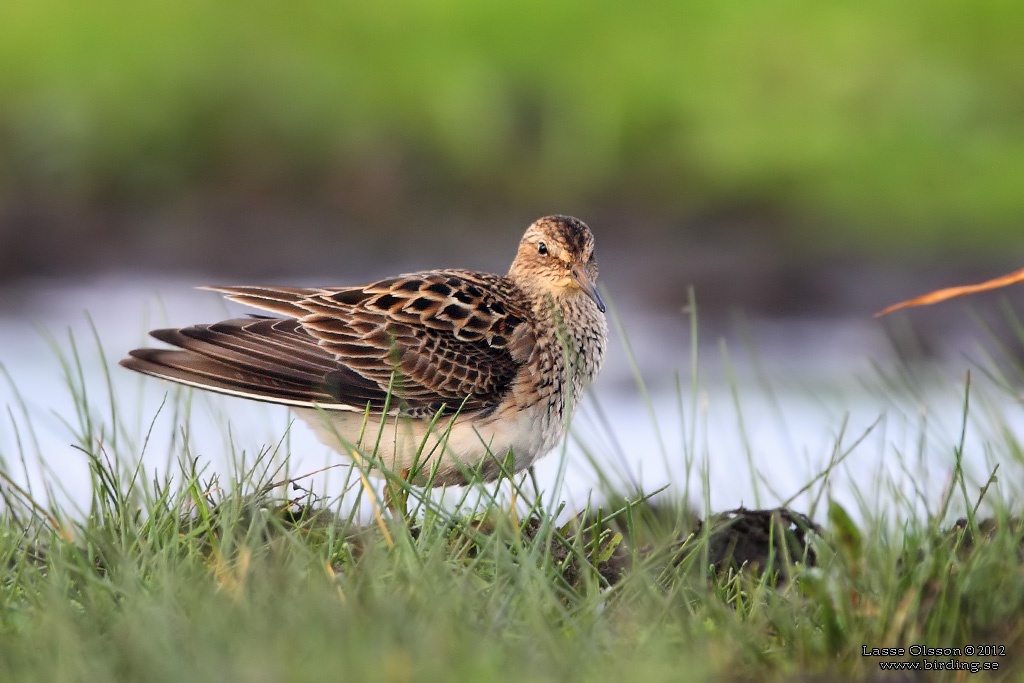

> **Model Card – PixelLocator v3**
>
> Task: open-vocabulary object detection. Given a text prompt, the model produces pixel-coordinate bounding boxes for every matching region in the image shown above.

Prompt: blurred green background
[1,0,1023,283]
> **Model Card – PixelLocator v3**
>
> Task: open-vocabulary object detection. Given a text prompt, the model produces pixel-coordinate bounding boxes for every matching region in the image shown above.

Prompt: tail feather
[119,350,338,407]
[120,317,359,409]
[199,285,319,317]
[151,320,335,379]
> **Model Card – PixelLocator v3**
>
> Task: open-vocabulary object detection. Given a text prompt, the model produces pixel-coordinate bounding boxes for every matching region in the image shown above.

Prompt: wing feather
[123,271,535,417]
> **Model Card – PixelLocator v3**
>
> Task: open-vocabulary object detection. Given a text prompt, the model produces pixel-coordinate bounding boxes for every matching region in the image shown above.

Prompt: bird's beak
[570,263,606,313]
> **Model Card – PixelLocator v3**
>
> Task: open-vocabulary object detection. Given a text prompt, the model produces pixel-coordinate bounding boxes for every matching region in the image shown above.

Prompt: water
[1,274,1021,522]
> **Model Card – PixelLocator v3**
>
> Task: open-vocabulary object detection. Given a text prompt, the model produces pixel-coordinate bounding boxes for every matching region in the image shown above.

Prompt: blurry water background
[2,1,1024,519]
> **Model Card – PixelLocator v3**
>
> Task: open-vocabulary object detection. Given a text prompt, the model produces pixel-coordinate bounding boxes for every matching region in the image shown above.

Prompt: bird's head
[509,215,605,313]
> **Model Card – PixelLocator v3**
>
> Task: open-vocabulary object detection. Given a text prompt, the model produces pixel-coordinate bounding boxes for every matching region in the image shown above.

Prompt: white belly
[293,406,549,486]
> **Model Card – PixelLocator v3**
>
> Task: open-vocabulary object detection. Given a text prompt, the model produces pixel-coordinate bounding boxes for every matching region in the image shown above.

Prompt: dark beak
[570,264,606,313]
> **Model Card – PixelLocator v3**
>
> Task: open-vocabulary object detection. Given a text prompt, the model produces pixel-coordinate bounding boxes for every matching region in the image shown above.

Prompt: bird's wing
[122,271,535,416]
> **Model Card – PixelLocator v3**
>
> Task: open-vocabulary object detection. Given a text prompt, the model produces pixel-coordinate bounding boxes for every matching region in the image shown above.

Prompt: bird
[120,215,608,486]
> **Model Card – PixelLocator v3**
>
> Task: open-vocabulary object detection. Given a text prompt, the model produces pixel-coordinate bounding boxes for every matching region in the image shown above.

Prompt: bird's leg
[501,450,521,534]
[383,468,411,520]
[509,477,520,534]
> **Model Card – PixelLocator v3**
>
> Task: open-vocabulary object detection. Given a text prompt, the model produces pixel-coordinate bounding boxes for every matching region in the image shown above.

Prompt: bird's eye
[537,242,548,255]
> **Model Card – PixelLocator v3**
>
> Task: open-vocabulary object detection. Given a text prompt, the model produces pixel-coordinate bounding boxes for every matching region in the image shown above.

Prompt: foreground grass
[2,331,1024,682]
[3,455,1022,683]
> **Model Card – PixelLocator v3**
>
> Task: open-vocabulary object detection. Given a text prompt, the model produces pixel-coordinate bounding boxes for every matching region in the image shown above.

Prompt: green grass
[2,1,1024,254]
[2,315,1024,682]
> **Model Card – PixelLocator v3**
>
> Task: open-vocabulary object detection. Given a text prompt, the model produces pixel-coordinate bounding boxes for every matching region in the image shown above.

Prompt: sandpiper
[121,215,608,486]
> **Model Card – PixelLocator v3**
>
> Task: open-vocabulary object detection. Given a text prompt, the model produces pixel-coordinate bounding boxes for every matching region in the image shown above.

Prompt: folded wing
[121,272,534,417]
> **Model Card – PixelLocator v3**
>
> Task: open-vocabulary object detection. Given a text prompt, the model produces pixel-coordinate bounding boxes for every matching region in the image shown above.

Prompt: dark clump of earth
[622,505,824,587]
[435,513,630,589]
[517,515,630,588]
[894,515,1024,575]
[948,516,1024,560]
[684,506,823,578]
